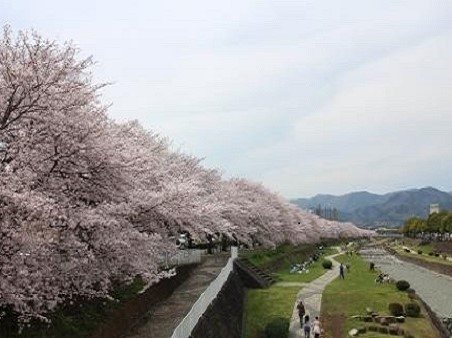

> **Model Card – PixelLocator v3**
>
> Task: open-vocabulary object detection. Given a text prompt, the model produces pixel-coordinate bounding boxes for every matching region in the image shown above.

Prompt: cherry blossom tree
[0,26,372,323]
[0,27,170,322]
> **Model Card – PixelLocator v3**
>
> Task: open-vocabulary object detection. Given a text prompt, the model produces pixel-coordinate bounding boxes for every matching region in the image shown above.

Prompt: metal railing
[171,247,238,338]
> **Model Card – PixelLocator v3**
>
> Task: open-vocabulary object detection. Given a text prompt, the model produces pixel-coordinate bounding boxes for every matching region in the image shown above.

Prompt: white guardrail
[171,246,238,338]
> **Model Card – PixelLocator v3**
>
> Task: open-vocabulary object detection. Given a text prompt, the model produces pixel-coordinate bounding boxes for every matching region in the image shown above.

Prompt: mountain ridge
[292,187,452,228]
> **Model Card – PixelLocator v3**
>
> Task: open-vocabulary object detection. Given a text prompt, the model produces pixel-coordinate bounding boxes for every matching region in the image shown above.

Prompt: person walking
[303,314,311,338]
[297,299,305,328]
[339,263,345,279]
[313,316,322,338]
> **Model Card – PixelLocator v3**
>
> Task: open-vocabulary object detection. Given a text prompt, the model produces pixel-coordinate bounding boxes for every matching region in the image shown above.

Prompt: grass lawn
[244,284,300,338]
[391,241,452,267]
[320,254,439,338]
[274,246,337,283]
[400,238,435,254]
[243,240,343,269]
[243,243,316,267]
[243,246,338,337]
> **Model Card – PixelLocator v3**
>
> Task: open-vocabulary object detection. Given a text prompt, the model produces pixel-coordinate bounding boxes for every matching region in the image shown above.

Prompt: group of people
[296,300,322,338]
[293,262,348,337]
[375,273,390,284]
[290,259,312,274]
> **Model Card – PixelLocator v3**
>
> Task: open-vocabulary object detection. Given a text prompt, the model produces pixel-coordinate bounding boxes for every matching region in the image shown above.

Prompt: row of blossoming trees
[0,27,372,323]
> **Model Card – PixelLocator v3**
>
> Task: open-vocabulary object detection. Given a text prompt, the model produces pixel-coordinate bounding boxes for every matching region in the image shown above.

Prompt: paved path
[360,247,452,318]
[288,252,342,338]
[278,282,306,288]
[125,254,229,338]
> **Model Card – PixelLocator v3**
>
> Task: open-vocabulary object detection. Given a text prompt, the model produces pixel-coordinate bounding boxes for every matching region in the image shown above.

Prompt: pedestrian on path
[339,263,345,279]
[313,316,322,338]
[297,300,305,327]
[303,314,311,338]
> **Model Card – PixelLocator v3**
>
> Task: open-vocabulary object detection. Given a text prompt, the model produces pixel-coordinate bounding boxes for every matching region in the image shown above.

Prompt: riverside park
[2,1,452,337]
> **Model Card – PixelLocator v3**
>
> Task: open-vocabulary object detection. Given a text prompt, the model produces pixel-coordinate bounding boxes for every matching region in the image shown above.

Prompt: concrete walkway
[125,254,229,338]
[288,252,341,338]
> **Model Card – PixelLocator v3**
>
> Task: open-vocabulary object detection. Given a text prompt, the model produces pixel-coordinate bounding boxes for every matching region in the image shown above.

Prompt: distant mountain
[292,187,452,228]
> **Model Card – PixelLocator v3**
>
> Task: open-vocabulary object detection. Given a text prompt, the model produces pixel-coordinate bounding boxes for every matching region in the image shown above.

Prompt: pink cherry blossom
[0,27,372,323]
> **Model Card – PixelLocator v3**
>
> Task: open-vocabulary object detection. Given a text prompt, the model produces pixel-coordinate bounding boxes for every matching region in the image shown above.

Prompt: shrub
[396,280,410,291]
[417,250,422,255]
[407,288,416,300]
[442,254,448,260]
[428,251,434,256]
[379,326,389,334]
[404,248,410,253]
[346,264,351,271]
[322,259,333,269]
[368,325,378,332]
[405,303,421,317]
[435,252,440,257]
[388,324,399,335]
[264,317,289,338]
[388,303,404,316]
[357,327,367,334]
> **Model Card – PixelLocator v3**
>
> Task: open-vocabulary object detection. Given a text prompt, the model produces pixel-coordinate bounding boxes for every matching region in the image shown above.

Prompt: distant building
[429,203,440,215]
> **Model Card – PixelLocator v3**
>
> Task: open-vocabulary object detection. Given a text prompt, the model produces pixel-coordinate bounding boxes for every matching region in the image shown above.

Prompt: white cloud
[257,33,452,196]
[2,0,452,197]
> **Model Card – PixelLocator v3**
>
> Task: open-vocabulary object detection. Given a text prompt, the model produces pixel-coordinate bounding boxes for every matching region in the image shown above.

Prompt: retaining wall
[190,269,245,338]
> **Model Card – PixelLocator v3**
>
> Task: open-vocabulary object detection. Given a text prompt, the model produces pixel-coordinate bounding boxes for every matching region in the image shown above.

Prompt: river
[360,247,452,318]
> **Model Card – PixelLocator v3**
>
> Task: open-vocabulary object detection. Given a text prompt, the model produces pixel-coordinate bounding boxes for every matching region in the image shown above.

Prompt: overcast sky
[2,1,452,198]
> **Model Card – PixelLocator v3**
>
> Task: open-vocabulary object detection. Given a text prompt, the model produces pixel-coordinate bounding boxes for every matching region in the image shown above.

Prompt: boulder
[385,316,397,324]
[366,307,373,315]
[348,328,359,336]
[396,316,405,323]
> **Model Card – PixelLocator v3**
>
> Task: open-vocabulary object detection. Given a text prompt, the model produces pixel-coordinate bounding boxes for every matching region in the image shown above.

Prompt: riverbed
[360,247,452,318]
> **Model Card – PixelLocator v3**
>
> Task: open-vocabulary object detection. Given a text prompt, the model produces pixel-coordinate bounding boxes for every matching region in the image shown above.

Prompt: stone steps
[234,257,276,288]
